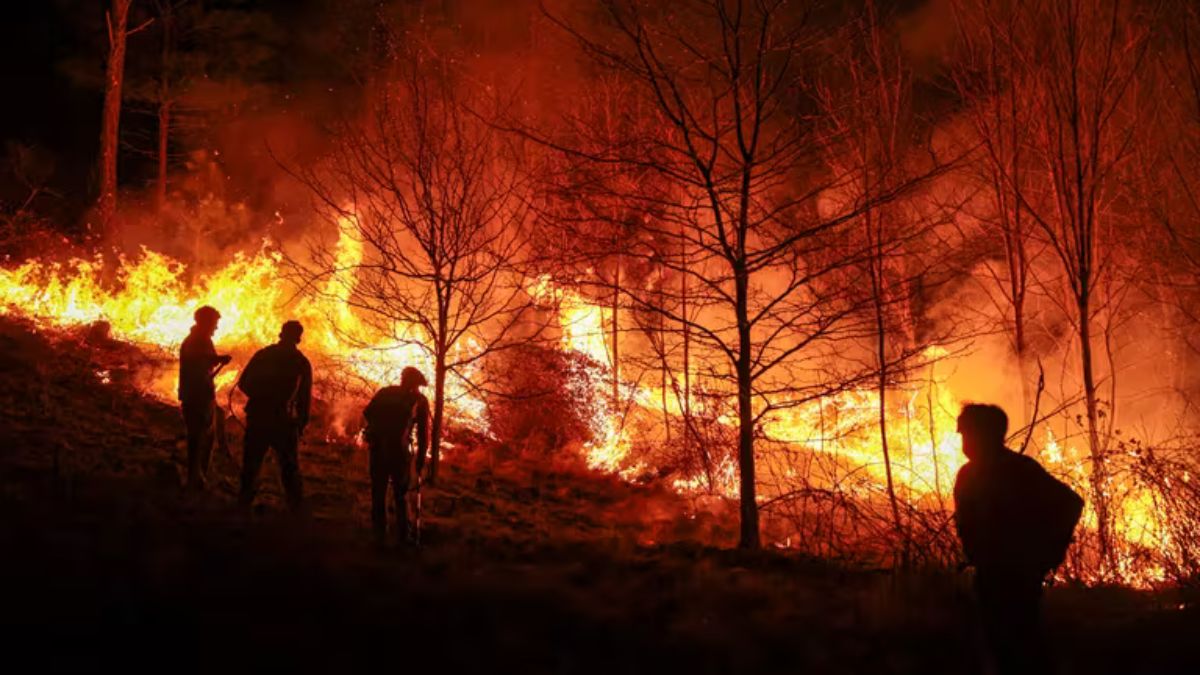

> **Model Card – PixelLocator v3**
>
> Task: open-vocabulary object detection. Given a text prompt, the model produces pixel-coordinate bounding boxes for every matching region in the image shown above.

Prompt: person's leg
[183,400,213,490]
[196,399,215,485]
[183,403,201,488]
[975,570,1015,674]
[239,418,269,509]
[369,446,388,545]
[274,424,305,513]
[394,451,411,544]
[213,405,228,457]
[976,570,1046,675]
[1013,578,1048,675]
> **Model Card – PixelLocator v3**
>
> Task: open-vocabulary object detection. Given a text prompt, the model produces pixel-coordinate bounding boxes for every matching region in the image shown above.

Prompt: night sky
[0,0,338,218]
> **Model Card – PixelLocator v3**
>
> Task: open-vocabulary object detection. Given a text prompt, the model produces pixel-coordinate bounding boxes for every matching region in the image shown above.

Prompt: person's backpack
[237,347,299,405]
[1030,465,1085,574]
[363,388,421,453]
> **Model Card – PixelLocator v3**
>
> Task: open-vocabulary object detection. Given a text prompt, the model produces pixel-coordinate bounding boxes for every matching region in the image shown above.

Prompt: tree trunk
[1013,292,1032,416]
[868,207,904,561]
[661,351,670,443]
[428,287,449,485]
[429,349,447,485]
[926,362,942,502]
[659,271,671,444]
[156,4,172,212]
[611,258,620,404]
[734,262,759,550]
[97,0,133,234]
[156,102,170,211]
[1078,289,1112,573]
[680,229,708,489]
[682,254,691,428]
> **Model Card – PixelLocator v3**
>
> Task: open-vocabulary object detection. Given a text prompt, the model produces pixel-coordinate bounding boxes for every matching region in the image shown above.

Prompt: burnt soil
[1,316,1198,674]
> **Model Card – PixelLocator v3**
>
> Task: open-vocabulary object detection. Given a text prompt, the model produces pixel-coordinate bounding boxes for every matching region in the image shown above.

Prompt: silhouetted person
[363,366,430,547]
[236,320,312,513]
[954,403,1083,675]
[178,305,232,491]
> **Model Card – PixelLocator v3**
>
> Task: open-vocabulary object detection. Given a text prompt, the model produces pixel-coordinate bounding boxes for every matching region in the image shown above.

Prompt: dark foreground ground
[1,317,1198,674]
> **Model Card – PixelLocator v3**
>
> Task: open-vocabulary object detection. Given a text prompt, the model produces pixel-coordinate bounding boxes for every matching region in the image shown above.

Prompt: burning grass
[0,235,1198,587]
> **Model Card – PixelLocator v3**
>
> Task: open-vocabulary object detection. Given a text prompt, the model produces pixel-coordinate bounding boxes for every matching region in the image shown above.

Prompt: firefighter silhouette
[362,366,430,547]
[178,305,231,491]
[954,403,1083,675]
[236,320,312,513]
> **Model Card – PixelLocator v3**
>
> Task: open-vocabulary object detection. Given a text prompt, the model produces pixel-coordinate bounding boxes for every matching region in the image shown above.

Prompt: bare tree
[538,0,950,549]
[96,0,134,234]
[152,0,180,212]
[817,1,959,562]
[949,0,1046,417]
[1015,0,1153,573]
[289,37,537,483]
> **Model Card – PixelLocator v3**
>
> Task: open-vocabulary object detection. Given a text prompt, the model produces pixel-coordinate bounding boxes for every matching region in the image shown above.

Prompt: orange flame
[0,233,1180,587]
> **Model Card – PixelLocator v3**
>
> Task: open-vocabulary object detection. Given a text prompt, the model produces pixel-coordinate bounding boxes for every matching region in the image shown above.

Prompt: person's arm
[363,391,381,428]
[414,396,430,475]
[953,465,985,567]
[362,390,384,441]
[236,351,262,397]
[296,356,313,431]
[178,340,189,401]
[201,337,231,375]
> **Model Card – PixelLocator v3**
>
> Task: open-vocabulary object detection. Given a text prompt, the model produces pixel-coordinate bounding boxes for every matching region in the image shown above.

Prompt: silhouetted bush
[482,343,600,456]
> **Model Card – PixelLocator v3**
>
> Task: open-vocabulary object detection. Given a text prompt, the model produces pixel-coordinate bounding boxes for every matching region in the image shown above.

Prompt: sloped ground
[0,316,1197,674]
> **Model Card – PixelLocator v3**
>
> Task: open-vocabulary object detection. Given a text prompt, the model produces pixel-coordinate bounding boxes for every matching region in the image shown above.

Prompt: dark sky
[1,2,100,201]
[0,0,945,219]
[0,0,326,215]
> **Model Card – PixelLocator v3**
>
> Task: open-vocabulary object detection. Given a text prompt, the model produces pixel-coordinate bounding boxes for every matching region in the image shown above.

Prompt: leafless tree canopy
[288,33,540,481]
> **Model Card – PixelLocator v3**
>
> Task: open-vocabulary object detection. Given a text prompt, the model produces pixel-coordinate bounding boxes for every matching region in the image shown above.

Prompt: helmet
[280,320,304,343]
[194,305,221,325]
[400,366,428,389]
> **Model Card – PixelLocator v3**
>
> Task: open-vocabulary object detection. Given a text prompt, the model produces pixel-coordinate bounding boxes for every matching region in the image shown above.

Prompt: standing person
[954,403,1083,675]
[363,366,430,548]
[178,305,232,491]
[236,320,312,514]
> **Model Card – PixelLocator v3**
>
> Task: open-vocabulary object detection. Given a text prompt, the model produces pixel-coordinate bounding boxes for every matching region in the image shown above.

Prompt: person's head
[400,366,427,391]
[193,305,221,336]
[957,403,1008,460]
[279,320,304,346]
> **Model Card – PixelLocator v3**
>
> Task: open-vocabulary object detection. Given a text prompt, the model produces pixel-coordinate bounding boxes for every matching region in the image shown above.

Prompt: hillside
[0,316,1197,674]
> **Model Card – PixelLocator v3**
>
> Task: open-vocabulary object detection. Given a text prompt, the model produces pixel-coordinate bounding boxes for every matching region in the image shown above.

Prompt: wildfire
[539,280,1178,586]
[0,233,1181,587]
[0,224,482,425]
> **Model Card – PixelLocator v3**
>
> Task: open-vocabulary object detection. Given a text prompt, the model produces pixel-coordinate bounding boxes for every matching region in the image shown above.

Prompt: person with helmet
[362,366,430,547]
[178,305,232,491]
[236,320,313,513]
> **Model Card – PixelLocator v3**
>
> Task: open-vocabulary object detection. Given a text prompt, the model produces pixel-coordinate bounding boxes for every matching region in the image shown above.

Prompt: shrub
[482,343,600,455]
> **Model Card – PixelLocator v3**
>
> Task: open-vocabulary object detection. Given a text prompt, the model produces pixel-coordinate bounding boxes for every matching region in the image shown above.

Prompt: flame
[0,222,483,425]
[538,280,1176,587]
[0,232,1182,587]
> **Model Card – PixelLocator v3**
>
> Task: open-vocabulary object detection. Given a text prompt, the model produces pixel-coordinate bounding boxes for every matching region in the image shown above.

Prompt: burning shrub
[482,343,600,456]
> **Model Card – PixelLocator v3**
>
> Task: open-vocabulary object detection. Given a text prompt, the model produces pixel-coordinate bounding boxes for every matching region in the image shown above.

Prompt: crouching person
[363,366,430,548]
